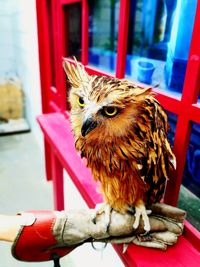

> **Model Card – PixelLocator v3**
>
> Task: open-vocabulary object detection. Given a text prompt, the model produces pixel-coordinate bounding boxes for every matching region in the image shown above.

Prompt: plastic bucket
[137,60,155,84]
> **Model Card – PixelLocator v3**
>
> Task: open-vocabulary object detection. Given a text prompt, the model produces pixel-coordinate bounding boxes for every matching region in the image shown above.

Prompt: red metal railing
[116,0,130,78]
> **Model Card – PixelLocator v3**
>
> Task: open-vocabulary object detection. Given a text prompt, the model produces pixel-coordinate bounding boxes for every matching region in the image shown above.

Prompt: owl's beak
[81,118,98,137]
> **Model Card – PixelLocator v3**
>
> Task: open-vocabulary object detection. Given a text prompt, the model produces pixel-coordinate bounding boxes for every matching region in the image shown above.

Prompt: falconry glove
[12,203,185,265]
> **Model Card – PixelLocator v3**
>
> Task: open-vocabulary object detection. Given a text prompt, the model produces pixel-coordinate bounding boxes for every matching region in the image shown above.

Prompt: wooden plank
[37,112,200,266]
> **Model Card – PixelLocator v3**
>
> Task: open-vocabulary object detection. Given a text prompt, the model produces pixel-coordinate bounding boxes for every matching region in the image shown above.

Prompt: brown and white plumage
[63,60,176,232]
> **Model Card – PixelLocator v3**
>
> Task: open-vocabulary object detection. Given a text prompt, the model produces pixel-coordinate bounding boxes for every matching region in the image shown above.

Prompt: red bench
[38,111,200,267]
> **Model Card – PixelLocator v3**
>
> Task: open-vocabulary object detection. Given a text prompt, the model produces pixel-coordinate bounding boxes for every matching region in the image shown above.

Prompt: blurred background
[0,0,41,141]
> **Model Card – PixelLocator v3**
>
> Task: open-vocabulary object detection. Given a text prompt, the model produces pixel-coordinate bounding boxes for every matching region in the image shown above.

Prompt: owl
[63,60,176,233]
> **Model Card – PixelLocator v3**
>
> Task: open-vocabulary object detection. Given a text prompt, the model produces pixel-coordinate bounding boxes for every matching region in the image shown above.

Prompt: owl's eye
[103,106,118,117]
[77,97,85,107]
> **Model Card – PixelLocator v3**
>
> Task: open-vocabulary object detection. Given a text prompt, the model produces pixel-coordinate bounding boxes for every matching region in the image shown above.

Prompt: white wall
[0,1,15,75]
[0,0,43,146]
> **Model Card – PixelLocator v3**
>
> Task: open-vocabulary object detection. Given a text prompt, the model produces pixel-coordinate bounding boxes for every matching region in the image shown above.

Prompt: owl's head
[63,60,152,142]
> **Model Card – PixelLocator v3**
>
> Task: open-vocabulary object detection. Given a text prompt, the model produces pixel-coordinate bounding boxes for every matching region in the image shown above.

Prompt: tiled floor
[0,133,123,267]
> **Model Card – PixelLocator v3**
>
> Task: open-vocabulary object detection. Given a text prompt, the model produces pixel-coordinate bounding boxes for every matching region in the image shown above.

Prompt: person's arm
[0,215,21,242]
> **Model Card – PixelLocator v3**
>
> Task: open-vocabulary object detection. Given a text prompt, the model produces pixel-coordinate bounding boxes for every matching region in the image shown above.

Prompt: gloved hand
[12,203,186,264]
[102,203,185,250]
[53,202,185,251]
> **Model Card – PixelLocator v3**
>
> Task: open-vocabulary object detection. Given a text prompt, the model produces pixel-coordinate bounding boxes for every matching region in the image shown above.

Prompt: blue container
[137,61,155,84]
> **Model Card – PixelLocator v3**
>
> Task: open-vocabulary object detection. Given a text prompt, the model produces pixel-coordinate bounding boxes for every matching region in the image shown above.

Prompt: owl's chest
[83,141,138,181]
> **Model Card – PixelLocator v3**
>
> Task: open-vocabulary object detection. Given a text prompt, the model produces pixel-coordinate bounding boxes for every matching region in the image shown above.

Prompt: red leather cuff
[12,210,75,262]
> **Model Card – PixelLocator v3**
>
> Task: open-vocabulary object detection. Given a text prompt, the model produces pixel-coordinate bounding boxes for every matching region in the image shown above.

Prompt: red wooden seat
[37,112,200,267]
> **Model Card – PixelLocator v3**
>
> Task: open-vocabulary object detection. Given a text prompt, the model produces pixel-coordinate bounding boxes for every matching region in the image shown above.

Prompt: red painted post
[35,0,52,113]
[165,115,192,205]
[51,0,66,111]
[81,0,89,65]
[116,0,130,78]
[51,152,64,211]
[36,0,55,181]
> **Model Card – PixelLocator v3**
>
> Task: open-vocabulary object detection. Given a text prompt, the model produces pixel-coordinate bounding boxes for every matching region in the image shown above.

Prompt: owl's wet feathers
[63,60,176,213]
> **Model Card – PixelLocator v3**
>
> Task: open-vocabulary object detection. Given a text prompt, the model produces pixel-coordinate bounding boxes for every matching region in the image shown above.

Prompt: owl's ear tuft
[63,58,90,88]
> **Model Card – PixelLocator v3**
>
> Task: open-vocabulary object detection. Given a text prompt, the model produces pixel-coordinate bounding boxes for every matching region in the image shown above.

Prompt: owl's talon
[122,243,128,254]
[92,203,112,233]
[140,230,151,237]
[133,203,151,233]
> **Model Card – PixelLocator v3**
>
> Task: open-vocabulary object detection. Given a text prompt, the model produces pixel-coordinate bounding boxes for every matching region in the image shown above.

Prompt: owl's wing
[131,97,176,204]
